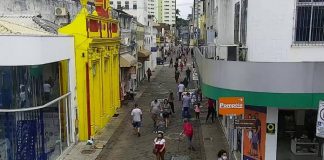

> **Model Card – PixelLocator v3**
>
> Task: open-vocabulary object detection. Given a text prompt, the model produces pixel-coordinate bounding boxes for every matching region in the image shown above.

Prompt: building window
[125,1,129,9]
[133,1,137,9]
[110,1,113,5]
[234,2,240,44]
[240,0,248,45]
[117,1,121,9]
[295,0,324,44]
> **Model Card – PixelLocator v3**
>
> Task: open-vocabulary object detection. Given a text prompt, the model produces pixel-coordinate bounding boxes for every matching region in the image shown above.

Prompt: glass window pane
[295,6,312,41]
[311,6,324,41]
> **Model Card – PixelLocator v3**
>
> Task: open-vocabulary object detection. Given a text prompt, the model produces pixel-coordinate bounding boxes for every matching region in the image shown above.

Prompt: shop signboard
[218,97,244,116]
[234,119,256,129]
[316,100,324,138]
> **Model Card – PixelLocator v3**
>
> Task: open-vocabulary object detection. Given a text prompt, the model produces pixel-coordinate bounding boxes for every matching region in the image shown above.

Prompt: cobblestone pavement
[96,53,204,160]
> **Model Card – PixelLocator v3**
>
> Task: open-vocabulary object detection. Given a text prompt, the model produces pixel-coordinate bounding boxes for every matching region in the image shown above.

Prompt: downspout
[85,62,91,140]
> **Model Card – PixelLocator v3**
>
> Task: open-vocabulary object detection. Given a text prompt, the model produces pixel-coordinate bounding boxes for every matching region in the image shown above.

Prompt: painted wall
[195,48,324,108]
[247,0,324,62]
[0,35,74,66]
[195,51,324,94]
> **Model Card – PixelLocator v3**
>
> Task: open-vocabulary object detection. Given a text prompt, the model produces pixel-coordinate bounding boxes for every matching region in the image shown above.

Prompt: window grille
[294,0,324,45]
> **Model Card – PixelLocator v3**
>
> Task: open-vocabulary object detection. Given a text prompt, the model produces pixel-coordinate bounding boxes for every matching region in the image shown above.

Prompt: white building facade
[197,0,324,160]
[161,0,176,25]
[110,0,148,25]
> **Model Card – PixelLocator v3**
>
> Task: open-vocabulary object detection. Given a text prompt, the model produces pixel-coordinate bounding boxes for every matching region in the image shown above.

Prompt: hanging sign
[316,100,324,138]
[234,119,256,129]
[218,97,244,116]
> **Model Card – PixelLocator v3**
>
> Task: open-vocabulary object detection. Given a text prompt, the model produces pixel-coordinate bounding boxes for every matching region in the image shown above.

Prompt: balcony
[194,47,324,109]
[86,15,119,39]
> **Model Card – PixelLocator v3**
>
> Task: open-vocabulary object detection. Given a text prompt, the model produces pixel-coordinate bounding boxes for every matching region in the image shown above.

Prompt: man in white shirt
[131,104,143,137]
[178,82,185,101]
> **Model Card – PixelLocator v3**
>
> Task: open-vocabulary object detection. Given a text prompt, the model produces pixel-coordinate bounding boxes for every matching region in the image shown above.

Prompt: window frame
[133,1,137,9]
[293,0,324,45]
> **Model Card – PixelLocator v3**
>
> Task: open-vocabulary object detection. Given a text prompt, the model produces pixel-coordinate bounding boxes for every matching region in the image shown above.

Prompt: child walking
[194,103,201,120]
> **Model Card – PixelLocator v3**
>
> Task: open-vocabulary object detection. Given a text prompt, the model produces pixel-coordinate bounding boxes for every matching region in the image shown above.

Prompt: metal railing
[0,92,72,160]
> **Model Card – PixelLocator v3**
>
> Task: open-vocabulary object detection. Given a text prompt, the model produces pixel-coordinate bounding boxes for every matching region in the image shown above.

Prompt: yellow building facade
[59,0,120,141]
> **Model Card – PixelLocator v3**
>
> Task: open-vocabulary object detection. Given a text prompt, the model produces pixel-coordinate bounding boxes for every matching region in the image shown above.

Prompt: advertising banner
[218,97,244,116]
[316,100,324,138]
[243,106,267,160]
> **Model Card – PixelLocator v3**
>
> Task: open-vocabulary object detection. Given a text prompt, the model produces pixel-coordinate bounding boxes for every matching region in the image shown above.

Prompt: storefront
[277,109,319,160]
[120,53,137,100]
[0,34,76,160]
[137,49,151,83]
[195,47,324,160]
[59,0,121,141]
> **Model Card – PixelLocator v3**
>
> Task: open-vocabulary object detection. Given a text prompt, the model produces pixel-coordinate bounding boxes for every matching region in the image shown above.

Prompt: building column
[265,107,278,160]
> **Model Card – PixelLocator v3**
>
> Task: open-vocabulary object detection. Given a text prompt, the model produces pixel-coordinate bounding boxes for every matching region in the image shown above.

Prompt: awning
[138,49,151,58]
[120,54,137,68]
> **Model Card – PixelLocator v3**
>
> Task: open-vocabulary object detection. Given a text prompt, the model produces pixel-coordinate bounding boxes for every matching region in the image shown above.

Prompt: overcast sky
[177,0,192,19]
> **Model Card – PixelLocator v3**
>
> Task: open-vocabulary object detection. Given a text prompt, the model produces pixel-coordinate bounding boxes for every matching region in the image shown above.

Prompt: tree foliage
[175,9,189,29]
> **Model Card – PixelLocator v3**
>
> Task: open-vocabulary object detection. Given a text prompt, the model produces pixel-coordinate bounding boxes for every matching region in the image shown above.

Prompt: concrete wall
[0,0,81,24]
[195,50,324,94]
[0,35,74,66]
[247,0,324,62]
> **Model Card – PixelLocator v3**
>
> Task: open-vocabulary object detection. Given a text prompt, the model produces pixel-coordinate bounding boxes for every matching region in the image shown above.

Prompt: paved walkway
[96,53,204,160]
[60,50,229,160]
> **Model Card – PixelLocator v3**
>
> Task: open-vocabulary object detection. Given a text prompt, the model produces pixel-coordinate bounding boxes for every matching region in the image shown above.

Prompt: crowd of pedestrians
[130,45,227,160]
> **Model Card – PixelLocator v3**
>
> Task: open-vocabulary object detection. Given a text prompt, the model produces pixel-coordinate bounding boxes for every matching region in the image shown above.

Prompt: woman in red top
[181,118,195,150]
[153,132,166,160]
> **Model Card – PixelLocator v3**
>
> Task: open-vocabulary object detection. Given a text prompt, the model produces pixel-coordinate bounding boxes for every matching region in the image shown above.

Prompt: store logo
[218,97,244,116]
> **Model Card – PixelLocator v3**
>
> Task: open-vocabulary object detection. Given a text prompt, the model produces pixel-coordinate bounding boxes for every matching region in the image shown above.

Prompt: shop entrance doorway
[276,109,321,160]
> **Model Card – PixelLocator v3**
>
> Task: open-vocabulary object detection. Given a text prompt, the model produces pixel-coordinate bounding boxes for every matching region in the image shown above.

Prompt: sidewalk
[58,67,162,160]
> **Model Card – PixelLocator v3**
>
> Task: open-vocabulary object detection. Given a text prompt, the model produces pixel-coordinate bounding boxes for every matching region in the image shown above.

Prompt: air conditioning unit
[55,7,67,16]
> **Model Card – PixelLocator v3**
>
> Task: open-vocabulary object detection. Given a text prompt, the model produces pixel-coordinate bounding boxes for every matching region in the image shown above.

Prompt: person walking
[175,70,180,83]
[182,78,189,89]
[206,98,216,123]
[153,131,166,160]
[178,82,185,101]
[194,103,201,120]
[151,99,161,133]
[147,68,152,82]
[169,58,173,67]
[162,99,171,128]
[186,67,191,82]
[182,92,191,118]
[217,149,228,160]
[180,62,184,72]
[168,91,175,114]
[180,118,195,150]
[131,104,143,137]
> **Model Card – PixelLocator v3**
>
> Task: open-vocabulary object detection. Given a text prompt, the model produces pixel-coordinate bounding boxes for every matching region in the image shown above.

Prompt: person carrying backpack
[180,118,195,150]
